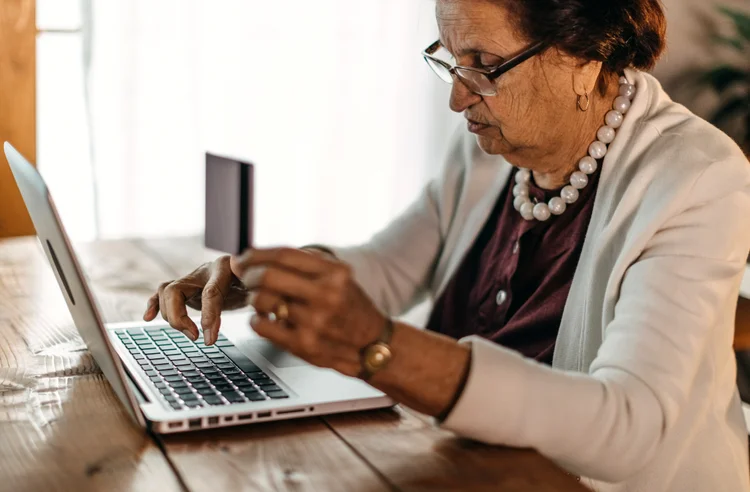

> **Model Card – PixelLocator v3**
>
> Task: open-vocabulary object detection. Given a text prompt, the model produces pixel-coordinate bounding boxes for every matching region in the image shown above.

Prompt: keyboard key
[171,381,188,389]
[166,331,185,339]
[224,392,246,403]
[159,388,173,395]
[126,328,144,335]
[173,360,193,366]
[245,392,266,401]
[145,327,163,333]
[174,387,194,395]
[132,354,146,361]
[181,371,201,378]
[235,383,255,391]
[204,396,224,405]
[256,380,277,387]
[163,350,181,356]
[160,370,179,377]
[137,360,151,366]
[149,375,162,382]
[206,374,226,382]
[214,383,235,392]
[181,393,199,402]
[197,387,217,396]
[154,382,168,389]
[144,370,157,377]
[215,362,235,369]
[164,375,183,382]
[266,390,288,399]
[168,355,187,362]
[215,341,233,348]
[222,367,241,375]
[175,340,193,347]
[208,356,230,363]
[195,362,214,369]
[170,402,183,409]
[201,367,219,374]
[164,395,179,403]
[153,362,172,369]
[188,354,208,361]
[259,384,281,392]
[181,347,200,354]
[142,349,161,356]
[202,348,220,354]
[220,346,260,373]
[192,381,211,389]
[148,357,167,364]
[155,341,174,347]
[185,401,203,408]
[228,374,251,383]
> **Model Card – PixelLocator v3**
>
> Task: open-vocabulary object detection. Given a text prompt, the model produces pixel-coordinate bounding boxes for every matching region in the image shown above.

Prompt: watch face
[364,343,393,373]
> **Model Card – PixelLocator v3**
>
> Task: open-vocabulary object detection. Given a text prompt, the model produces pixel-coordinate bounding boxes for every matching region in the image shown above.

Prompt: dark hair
[504,0,667,75]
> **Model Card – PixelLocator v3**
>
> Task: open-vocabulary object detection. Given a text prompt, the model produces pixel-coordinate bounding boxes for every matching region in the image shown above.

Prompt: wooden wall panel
[0,0,36,238]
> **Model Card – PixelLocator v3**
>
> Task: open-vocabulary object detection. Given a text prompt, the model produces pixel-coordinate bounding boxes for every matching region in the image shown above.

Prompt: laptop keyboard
[115,327,288,411]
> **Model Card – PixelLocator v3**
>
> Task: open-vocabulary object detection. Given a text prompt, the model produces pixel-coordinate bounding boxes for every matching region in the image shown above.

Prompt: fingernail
[183,330,197,342]
[202,329,212,345]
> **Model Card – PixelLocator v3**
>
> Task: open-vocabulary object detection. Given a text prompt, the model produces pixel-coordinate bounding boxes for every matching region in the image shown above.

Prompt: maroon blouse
[426,167,601,364]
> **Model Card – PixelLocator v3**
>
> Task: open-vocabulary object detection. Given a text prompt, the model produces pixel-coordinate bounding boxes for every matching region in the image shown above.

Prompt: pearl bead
[589,141,607,160]
[619,76,628,85]
[520,202,535,221]
[596,125,616,144]
[513,195,527,211]
[613,96,631,114]
[578,156,598,175]
[619,83,636,100]
[533,203,551,221]
[515,168,531,184]
[570,171,589,190]
[561,185,579,204]
[548,196,566,215]
[513,184,529,197]
[605,110,623,129]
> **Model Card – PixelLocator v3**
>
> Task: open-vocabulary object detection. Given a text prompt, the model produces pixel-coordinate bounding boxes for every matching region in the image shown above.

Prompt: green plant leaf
[718,6,750,43]
[711,96,749,126]
[702,65,748,93]
[713,34,746,51]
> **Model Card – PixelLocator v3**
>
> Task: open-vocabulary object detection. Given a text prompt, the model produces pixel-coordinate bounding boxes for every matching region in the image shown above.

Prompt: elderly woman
[145,0,750,490]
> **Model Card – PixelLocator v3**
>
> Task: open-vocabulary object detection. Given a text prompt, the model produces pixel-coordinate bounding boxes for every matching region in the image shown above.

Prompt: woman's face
[436,0,596,170]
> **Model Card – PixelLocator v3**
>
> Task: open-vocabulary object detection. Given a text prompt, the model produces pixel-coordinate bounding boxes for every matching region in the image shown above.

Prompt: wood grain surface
[0,237,182,492]
[1,235,587,491]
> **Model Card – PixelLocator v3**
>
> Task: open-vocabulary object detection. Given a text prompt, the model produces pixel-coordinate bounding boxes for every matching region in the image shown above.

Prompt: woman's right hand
[142,256,249,344]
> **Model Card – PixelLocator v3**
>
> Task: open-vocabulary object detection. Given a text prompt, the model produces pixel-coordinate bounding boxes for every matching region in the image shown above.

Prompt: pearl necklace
[513,75,637,221]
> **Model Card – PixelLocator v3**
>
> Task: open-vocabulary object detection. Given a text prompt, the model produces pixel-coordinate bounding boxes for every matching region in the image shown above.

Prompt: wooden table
[0,236,586,492]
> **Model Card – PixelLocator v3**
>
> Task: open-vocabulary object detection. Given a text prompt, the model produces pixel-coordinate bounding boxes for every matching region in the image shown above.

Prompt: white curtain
[74,0,460,247]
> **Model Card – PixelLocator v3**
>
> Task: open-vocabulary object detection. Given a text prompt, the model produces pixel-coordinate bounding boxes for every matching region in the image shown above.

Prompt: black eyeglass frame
[422,40,547,95]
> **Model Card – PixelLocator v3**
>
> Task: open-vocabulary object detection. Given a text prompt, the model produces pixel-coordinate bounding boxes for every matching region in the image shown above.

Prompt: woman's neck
[532,80,621,190]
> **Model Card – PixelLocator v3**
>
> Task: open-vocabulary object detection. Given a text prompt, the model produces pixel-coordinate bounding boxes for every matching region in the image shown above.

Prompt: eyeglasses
[422,40,546,96]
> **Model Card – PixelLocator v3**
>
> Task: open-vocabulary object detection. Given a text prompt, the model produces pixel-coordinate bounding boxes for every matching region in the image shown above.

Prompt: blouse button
[495,289,508,306]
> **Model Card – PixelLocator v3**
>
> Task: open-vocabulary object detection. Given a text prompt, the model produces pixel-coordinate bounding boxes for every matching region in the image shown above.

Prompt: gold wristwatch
[358,318,394,381]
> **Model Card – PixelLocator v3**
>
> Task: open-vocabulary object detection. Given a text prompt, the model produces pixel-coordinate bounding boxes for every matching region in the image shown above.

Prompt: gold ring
[274,301,290,322]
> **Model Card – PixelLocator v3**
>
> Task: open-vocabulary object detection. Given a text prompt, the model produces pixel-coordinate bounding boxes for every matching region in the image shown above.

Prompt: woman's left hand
[230,247,386,378]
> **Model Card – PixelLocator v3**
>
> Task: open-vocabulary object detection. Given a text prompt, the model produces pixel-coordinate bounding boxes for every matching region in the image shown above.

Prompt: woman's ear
[572,60,604,97]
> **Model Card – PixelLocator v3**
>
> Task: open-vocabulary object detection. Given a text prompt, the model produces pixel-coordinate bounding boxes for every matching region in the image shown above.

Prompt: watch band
[358,317,394,381]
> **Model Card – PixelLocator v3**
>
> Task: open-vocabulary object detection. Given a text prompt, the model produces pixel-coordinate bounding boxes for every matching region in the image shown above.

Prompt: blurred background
[3,0,749,247]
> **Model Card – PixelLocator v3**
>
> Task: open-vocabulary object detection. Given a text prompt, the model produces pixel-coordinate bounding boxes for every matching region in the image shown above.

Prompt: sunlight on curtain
[80,0,460,247]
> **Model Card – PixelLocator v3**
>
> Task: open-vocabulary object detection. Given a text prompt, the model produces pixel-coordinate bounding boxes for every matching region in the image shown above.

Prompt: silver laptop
[4,142,392,434]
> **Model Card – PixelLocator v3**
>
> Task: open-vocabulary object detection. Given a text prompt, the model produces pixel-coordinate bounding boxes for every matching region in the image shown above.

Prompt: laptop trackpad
[247,340,307,368]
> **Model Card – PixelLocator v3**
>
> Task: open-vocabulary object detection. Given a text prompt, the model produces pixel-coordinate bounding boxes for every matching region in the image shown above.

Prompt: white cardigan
[331,69,750,491]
